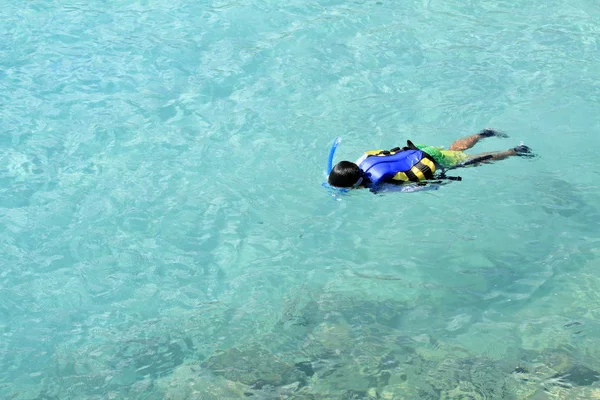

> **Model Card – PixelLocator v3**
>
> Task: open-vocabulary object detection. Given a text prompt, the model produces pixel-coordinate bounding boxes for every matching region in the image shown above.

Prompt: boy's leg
[462,144,534,165]
[449,129,508,151]
[448,134,482,151]
[466,150,515,163]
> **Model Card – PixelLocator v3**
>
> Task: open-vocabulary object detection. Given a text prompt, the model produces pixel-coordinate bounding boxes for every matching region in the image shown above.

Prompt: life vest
[358,147,436,185]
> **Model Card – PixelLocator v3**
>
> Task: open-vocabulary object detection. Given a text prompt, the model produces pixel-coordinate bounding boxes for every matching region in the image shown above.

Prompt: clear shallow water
[1,0,600,398]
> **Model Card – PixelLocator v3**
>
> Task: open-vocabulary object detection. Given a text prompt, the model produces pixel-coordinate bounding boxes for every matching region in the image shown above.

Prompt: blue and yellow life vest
[358,148,437,185]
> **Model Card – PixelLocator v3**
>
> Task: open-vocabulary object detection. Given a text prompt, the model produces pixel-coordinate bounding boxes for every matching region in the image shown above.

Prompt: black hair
[328,161,362,188]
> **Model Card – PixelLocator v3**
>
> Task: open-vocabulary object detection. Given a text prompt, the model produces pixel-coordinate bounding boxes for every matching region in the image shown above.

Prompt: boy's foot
[513,144,536,158]
[479,129,509,138]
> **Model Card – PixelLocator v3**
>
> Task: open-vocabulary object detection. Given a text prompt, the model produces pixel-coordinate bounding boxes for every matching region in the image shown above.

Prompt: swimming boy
[327,129,534,189]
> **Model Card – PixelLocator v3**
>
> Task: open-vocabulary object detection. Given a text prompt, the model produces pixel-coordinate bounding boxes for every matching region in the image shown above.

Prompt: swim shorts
[414,144,469,168]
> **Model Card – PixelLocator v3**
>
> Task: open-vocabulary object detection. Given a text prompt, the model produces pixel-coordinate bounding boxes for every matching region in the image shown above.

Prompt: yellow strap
[420,158,436,174]
[364,149,401,157]
[392,172,409,181]
[410,166,426,180]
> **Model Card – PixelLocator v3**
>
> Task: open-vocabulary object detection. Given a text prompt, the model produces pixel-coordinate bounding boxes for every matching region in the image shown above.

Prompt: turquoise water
[2,0,600,398]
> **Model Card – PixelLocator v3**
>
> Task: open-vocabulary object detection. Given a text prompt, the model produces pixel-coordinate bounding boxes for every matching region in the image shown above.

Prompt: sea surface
[2,0,600,399]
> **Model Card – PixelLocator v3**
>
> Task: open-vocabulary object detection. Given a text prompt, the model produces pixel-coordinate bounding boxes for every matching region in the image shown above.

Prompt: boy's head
[328,161,363,188]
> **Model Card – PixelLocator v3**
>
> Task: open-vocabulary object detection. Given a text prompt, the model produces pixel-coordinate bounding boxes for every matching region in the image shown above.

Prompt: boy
[327,129,534,189]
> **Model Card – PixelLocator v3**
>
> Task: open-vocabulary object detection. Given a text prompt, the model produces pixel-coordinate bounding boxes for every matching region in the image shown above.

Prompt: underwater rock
[539,349,574,375]
[414,336,470,364]
[337,298,408,330]
[519,318,575,353]
[5,384,48,400]
[127,378,156,398]
[295,361,315,377]
[509,350,600,399]
[535,175,589,219]
[306,361,372,396]
[425,356,517,399]
[378,381,440,400]
[155,363,249,400]
[445,313,472,332]
[109,336,186,379]
[201,343,304,388]
[341,388,377,399]
[523,385,600,400]
[279,299,320,331]
[554,364,600,386]
[301,321,353,360]
[441,380,482,399]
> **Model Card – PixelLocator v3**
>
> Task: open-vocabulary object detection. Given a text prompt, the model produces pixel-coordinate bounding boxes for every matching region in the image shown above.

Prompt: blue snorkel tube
[327,137,342,175]
[323,137,350,195]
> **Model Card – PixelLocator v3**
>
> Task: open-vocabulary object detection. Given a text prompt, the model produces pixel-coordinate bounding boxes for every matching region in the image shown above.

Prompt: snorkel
[327,137,342,175]
[324,137,355,196]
